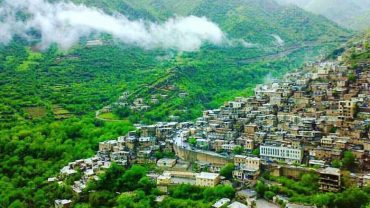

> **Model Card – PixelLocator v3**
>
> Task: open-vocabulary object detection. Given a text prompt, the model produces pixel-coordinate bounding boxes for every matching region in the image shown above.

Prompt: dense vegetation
[256,172,370,208]
[276,0,370,30]
[0,0,353,207]
[44,164,235,208]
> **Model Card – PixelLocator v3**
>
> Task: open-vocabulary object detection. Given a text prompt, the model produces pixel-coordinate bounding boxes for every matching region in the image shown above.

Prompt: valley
[276,0,370,31]
[0,0,367,208]
[53,34,370,208]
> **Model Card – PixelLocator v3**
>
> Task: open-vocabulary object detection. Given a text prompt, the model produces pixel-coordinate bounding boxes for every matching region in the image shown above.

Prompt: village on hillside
[53,39,370,208]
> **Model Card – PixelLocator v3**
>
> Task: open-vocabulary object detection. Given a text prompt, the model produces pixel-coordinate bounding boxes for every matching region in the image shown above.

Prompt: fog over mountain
[276,0,370,30]
[0,0,363,207]
[0,0,226,51]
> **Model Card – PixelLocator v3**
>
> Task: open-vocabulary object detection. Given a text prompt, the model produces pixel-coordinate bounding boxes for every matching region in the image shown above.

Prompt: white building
[212,198,231,208]
[55,199,72,208]
[227,201,250,208]
[260,144,303,164]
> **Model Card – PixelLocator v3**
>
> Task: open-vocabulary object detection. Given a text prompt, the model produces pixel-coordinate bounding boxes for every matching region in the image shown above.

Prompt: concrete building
[245,139,254,150]
[321,136,334,148]
[157,158,177,168]
[318,167,341,192]
[156,171,197,186]
[233,155,261,181]
[260,144,303,164]
[286,203,317,208]
[236,189,257,206]
[212,198,231,208]
[55,199,72,208]
[338,100,357,119]
[363,174,370,187]
[196,172,221,187]
[228,201,250,208]
[156,173,172,185]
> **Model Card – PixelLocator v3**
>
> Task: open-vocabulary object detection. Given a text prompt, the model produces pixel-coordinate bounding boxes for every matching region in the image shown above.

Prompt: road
[256,199,280,208]
[173,130,191,150]
[239,40,346,64]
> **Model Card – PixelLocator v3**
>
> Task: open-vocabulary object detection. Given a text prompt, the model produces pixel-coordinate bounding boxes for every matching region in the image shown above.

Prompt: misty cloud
[239,40,258,48]
[272,34,284,46]
[226,39,258,49]
[0,0,226,51]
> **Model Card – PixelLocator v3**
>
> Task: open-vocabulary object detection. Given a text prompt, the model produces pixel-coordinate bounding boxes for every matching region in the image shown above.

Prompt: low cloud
[226,39,259,48]
[239,39,259,48]
[272,34,285,46]
[0,0,226,51]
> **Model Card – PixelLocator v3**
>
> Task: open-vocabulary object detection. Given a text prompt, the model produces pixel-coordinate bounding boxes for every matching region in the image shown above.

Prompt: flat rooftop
[319,167,340,176]
[197,172,220,180]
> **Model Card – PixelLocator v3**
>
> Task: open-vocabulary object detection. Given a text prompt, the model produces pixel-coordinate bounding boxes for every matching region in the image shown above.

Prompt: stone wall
[174,146,232,166]
[262,164,312,179]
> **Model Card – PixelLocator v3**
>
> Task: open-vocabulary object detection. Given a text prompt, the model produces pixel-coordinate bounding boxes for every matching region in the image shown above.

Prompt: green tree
[96,163,125,191]
[117,192,135,208]
[120,165,147,191]
[342,151,356,171]
[331,159,342,168]
[255,180,267,197]
[8,200,26,208]
[188,137,197,147]
[74,203,91,208]
[264,191,276,200]
[88,191,115,207]
[348,73,356,83]
[138,176,156,194]
[114,106,131,119]
[252,148,260,156]
[342,170,355,189]
[202,185,235,202]
[154,151,164,159]
[232,146,244,155]
[220,163,235,180]
[300,173,319,192]
[334,188,370,208]
[170,184,203,200]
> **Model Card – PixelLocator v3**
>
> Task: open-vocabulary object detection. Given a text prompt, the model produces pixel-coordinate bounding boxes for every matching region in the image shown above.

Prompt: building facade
[318,167,341,192]
[260,144,303,163]
[195,172,221,187]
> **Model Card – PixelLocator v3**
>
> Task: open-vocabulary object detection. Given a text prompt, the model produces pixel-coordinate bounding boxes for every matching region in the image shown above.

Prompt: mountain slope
[69,0,351,122]
[190,0,347,44]
[73,0,350,45]
[0,1,353,207]
[0,0,351,123]
[276,0,370,30]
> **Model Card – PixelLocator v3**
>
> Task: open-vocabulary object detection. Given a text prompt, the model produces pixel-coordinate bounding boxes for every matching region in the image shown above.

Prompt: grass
[52,105,72,119]
[23,107,47,119]
[99,112,121,120]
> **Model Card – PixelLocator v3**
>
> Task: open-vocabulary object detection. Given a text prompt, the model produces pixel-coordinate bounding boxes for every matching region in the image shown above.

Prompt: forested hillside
[276,0,370,30]
[74,0,349,45]
[0,0,352,207]
[72,0,351,122]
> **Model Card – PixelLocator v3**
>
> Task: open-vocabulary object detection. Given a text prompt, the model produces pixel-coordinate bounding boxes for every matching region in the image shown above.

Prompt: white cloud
[226,39,258,48]
[0,0,226,51]
[272,34,284,46]
[239,39,258,48]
